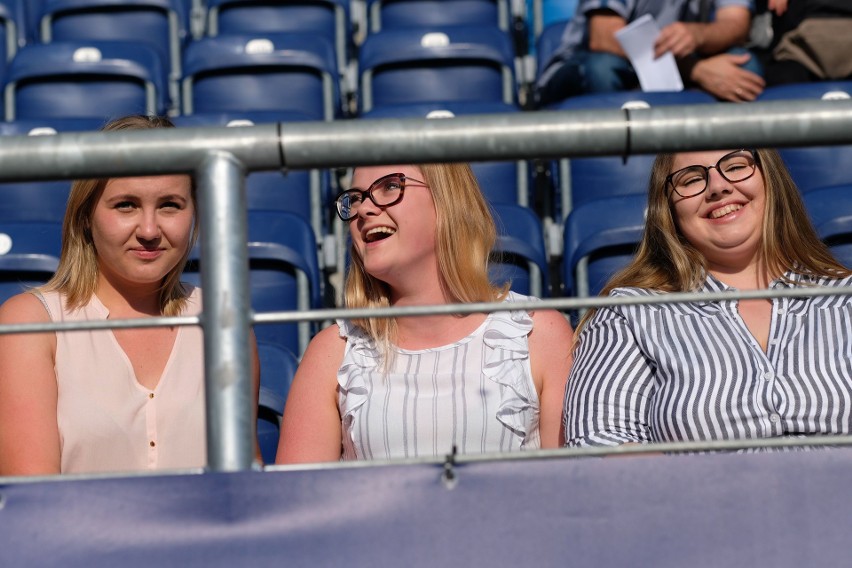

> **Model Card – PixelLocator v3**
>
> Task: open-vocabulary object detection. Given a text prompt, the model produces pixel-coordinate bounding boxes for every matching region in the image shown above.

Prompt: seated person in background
[0,115,260,476]
[758,0,852,86]
[564,148,851,447]
[536,0,765,105]
[276,163,574,463]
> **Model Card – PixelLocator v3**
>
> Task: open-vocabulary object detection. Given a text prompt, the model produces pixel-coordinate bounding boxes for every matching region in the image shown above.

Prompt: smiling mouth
[365,227,396,243]
[708,203,744,219]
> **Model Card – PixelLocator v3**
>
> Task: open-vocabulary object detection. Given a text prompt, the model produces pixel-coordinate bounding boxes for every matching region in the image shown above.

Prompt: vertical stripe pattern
[565,272,852,447]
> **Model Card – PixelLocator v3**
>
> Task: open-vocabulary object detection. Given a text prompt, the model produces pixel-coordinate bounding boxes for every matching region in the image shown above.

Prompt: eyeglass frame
[666,149,760,198]
[334,172,427,221]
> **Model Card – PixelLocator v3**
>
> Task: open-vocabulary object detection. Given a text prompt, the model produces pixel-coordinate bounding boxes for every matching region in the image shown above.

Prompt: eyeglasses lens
[336,174,406,221]
[671,151,755,197]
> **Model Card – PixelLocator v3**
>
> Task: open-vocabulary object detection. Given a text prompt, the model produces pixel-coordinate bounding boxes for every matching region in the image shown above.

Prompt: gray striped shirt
[565,271,852,447]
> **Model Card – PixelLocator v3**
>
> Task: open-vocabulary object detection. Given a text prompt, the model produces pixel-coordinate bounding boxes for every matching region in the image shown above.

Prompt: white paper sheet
[614,14,684,92]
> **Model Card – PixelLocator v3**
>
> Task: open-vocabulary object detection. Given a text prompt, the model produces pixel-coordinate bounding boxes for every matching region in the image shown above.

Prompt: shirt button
[769,339,779,346]
[776,308,785,315]
[148,393,155,399]
[762,371,774,381]
[769,414,780,423]
[150,441,156,447]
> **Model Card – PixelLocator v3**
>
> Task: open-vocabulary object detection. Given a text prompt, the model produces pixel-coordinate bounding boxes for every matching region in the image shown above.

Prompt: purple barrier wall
[1,448,850,566]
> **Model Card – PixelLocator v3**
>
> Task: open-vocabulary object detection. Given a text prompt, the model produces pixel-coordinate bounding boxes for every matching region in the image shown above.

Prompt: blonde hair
[40,115,199,316]
[343,163,508,353]
[577,148,850,332]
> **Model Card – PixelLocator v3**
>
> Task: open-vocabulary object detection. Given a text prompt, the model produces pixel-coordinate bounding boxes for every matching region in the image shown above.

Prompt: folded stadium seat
[803,184,852,269]
[358,25,517,113]
[173,110,332,246]
[542,90,716,220]
[205,0,353,86]
[35,0,188,114]
[534,17,568,79]
[490,202,549,297]
[183,210,322,357]
[0,117,106,223]
[181,32,342,121]
[0,219,62,304]
[255,340,298,465]
[367,0,511,32]
[360,101,529,206]
[755,83,852,193]
[3,40,169,120]
[562,193,646,301]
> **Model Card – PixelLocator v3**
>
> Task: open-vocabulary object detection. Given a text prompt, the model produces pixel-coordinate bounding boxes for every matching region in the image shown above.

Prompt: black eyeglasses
[334,173,427,221]
[666,149,758,198]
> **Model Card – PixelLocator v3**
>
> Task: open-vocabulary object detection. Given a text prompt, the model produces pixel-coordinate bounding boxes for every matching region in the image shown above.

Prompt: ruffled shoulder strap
[481,292,538,440]
[335,319,381,427]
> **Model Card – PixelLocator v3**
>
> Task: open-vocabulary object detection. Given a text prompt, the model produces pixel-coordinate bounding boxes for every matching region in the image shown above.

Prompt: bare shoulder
[295,323,347,382]
[528,308,574,345]
[0,292,51,325]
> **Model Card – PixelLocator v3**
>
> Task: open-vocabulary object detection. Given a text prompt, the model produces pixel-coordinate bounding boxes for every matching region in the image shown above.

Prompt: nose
[136,209,161,242]
[705,166,732,199]
[355,194,382,218]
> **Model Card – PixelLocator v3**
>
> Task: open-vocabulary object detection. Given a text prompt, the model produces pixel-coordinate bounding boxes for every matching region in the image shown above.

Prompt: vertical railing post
[196,151,255,472]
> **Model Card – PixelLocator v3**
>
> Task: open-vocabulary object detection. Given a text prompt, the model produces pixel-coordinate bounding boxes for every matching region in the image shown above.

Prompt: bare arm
[587,10,628,57]
[248,329,263,465]
[655,6,752,58]
[528,309,574,448]
[0,293,61,475]
[275,324,345,464]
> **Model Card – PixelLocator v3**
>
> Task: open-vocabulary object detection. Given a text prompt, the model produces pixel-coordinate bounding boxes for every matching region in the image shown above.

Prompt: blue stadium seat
[255,340,298,465]
[547,90,715,218]
[205,0,352,80]
[358,25,517,113]
[173,111,331,243]
[0,117,105,223]
[0,219,62,303]
[360,101,529,206]
[562,193,646,299]
[490,202,549,297]
[803,184,852,269]
[756,81,852,102]
[3,40,168,120]
[35,0,187,114]
[183,210,322,356]
[181,32,341,120]
[367,0,511,33]
[529,0,577,41]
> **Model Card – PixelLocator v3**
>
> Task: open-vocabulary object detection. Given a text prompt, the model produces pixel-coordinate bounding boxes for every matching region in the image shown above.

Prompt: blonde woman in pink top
[0,115,260,475]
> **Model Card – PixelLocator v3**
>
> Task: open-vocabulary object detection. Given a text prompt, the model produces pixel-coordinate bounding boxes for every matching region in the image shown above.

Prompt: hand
[691,53,765,102]
[768,0,788,16]
[655,22,700,58]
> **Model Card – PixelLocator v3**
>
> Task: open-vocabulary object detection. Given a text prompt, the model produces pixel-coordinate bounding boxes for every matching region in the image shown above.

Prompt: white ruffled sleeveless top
[336,291,541,460]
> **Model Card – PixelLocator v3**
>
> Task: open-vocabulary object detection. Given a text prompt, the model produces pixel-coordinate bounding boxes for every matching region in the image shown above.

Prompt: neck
[96,274,163,317]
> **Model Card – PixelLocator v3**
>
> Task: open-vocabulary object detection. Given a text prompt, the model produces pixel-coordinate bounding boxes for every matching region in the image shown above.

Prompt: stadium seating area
[0,0,851,444]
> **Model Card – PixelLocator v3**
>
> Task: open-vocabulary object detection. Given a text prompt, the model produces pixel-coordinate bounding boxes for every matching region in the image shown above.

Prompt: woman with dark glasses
[564,148,852,448]
[276,163,574,463]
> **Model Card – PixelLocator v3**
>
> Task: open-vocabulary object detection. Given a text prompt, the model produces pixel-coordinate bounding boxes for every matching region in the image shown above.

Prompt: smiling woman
[564,148,852,448]
[276,163,575,464]
[0,115,261,476]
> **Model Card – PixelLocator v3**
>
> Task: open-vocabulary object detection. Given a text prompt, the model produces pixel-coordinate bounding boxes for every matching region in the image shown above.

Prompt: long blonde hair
[577,148,850,331]
[344,163,508,351]
[40,115,199,316]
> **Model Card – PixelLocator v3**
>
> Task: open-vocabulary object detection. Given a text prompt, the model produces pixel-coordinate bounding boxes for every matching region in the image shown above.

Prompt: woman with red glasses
[565,148,852,448]
[277,163,574,463]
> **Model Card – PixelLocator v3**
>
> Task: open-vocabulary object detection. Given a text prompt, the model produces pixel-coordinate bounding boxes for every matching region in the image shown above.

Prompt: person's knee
[582,53,636,92]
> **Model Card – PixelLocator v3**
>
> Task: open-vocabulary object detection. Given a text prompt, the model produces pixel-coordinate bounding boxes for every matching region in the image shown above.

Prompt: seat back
[803,184,852,269]
[36,0,186,113]
[368,0,510,32]
[4,40,167,120]
[181,33,340,120]
[0,219,63,303]
[184,210,322,356]
[490,202,548,297]
[358,25,516,112]
[206,0,351,77]
[255,340,298,465]
[562,193,646,299]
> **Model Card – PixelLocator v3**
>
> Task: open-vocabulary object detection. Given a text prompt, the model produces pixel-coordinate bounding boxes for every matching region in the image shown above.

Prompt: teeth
[710,204,743,219]
[366,226,396,242]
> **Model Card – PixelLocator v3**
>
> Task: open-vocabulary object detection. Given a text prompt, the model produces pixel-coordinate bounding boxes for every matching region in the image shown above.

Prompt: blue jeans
[537,48,764,107]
